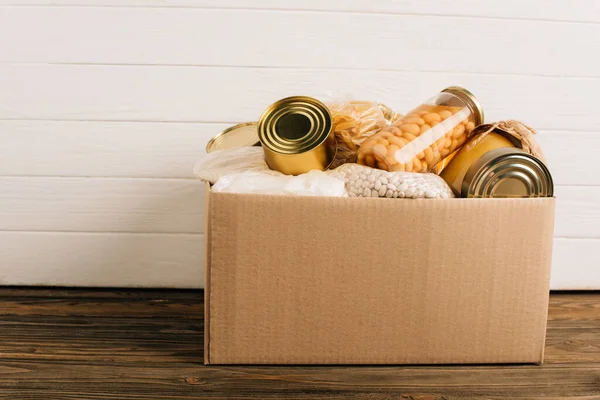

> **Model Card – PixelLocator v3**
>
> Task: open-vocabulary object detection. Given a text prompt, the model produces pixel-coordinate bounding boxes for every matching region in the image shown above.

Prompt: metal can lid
[463,147,553,198]
[441,86,484,125]
[205,122,260,153]
[258,96,332,155]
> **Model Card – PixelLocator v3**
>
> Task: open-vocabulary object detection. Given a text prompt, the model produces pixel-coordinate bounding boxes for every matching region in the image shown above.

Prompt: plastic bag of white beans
[335,163,454,199]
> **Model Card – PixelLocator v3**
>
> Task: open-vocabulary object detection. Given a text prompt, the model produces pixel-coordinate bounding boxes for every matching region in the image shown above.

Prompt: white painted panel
[0,176,594,239]
[554,186,600,239]
[1,1,598,24]
[0,121,593,186]
[0,120,225,178]
[0,231,204,288]
[0,2,597,289]
[550,239,600,290]
[0,232,594,289]
[0,177,204,233]
[0,7,598,77]
[536,131,600,187]
[0,64,597,131]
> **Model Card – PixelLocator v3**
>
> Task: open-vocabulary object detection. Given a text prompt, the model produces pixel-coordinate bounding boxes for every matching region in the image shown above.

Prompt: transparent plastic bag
[335,163,454,199]
[328,100,390,168]
[193,146,278,184]
[213,170,348,197]
[357,91,478,173]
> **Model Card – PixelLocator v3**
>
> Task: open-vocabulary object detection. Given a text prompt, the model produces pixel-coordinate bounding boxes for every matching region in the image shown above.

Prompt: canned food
[258,96,336,175]
[206,122,260,153]
[463,148,553,198]
[439,130,518,195]
[440,129,553,198]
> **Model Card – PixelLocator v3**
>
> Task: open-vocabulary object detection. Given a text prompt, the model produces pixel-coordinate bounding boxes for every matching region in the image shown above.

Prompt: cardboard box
[204,185,555,364]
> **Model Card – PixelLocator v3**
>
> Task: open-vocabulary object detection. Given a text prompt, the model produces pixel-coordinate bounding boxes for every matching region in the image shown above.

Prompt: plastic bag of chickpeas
[328,101,390,169]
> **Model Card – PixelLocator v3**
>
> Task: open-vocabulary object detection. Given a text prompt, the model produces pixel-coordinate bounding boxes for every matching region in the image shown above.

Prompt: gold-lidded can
[439,123,553,198]
[463,147,553,198]
[206,122,260,153]
[258,96,336,175]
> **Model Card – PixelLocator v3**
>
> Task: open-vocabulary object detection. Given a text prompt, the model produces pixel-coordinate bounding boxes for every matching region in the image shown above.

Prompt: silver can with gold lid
[258,96,336,175]
[463,147,553,198]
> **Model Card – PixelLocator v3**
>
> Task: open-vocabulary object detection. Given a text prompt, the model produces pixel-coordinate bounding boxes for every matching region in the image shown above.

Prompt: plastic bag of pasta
[328,101,391,168]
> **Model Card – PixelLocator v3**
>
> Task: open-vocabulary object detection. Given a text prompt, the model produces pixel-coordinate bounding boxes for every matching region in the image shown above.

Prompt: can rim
[441,86,484,125]
[462,147,553,197]
[258,96,332,155]
[205,122,259,153]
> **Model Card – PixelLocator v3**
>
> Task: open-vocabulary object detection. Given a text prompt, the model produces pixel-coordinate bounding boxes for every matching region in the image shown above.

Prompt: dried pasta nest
[328,101,391,169]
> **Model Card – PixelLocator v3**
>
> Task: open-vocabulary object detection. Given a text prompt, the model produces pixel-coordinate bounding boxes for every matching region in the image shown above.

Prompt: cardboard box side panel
[208,194,554,364]
[203,183,212,365]
[537,197,556,363]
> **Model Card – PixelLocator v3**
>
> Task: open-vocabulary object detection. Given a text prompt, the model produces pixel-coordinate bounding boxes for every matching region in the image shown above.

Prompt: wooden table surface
[0,288,598,399]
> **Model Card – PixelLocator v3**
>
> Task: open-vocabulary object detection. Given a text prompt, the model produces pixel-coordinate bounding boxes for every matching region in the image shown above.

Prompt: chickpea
[438,110,453,119]
[403,116,425,125]
[399,124,420,135]
[372,144,387,161]
[452,124,465,138]
[423,113,441,124]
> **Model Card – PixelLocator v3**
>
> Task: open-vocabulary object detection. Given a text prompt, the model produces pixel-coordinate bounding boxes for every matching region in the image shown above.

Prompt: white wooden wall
[0,1,599,289]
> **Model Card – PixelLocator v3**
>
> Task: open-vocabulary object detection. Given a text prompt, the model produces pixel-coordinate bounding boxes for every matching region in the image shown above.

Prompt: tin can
[206,122,260,153]
[463,148,553,198]
[258,96,336,175]
[439,129,517,195]
[439,128,553,198]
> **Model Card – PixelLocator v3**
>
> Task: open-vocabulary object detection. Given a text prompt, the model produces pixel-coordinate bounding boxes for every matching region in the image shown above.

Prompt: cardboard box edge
[203,182,212,365]
[537,197,556,364]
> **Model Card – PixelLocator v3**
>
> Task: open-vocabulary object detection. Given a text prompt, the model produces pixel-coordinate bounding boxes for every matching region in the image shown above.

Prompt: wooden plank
[0,177,204,233]
[0,8,598,77]
[0,120,226,179]
[0,289,597,399]
[0,64,598,131]
[0,121,592,185]
[0,231,204,288]
[0,0,599,24]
